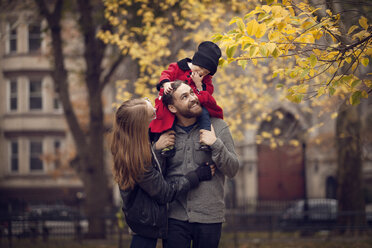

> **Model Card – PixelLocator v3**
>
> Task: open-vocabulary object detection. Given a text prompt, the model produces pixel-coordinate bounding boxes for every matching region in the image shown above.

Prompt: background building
[0,9,115,211]
[1,5,371,214]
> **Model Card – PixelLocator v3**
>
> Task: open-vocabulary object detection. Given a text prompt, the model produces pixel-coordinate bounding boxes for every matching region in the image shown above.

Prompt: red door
[257,144,304,201]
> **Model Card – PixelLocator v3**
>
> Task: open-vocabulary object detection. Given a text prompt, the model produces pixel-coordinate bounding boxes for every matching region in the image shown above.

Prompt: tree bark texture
[35,0,110,238]
[336,102,366,234]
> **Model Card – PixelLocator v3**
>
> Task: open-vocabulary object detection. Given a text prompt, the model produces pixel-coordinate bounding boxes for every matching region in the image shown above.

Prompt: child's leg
[197,106,211,131]
[197,107,211,151]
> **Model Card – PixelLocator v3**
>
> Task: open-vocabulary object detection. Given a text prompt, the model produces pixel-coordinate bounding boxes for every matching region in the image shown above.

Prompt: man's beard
[178,100,202,118]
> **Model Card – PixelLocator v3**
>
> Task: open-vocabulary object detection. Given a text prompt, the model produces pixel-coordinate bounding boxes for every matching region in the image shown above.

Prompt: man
[154,80,239,248]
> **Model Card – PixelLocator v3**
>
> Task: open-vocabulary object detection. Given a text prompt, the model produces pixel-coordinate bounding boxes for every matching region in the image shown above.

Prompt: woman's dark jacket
[119,149,199,239]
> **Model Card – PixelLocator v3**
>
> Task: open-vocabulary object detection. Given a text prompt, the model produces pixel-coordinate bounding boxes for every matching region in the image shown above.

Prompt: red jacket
[149,58,223,133]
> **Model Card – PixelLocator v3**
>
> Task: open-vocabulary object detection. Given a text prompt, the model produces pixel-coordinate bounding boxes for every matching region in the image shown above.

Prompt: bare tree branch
[100,53,126,91]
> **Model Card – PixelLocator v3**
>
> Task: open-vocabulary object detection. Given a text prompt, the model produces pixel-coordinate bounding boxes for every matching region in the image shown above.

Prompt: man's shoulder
[211,118,228,130]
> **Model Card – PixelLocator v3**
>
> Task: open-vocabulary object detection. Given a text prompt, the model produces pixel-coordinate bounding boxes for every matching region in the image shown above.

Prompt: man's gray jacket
[161,118,239,223]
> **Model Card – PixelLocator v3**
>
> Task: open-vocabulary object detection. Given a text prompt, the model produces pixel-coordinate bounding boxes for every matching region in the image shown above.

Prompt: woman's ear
[168,105,177,114]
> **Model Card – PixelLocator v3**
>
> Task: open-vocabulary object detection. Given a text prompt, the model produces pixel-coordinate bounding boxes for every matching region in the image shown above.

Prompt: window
[10,141,19,172]
[9,80,17,111]
[30,141,43,171]
[9,26,17,53]
[28,24,41,52]
[53,87,61,110]
[29,80,42,110]
[54,140,61,168]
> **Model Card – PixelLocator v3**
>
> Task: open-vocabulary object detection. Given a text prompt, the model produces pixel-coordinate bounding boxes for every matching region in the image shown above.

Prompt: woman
[111,98,214,248]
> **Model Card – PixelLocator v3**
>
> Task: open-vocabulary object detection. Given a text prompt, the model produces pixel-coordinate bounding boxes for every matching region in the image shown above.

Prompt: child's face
[190,64,210,77]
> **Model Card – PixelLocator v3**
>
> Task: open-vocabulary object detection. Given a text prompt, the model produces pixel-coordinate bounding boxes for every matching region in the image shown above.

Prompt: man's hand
[200,125,217,146]
[190,71,204,91]
[155,130,175,150]
[163,82,173,94]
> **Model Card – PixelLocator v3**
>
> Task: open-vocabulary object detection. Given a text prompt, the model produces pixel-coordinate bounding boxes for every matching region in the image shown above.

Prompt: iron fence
[1,199,371,244]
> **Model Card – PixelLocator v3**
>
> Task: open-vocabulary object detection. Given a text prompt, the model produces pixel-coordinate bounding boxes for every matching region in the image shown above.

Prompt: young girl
[111,98,214,248]
[149,41,224,156]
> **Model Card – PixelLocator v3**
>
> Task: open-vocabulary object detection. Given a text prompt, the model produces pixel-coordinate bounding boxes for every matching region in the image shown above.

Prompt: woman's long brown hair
[111,99,152,190]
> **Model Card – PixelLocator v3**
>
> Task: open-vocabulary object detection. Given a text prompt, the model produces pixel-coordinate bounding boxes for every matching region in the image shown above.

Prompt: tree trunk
[336,101,366,235]
[35,0,111,238]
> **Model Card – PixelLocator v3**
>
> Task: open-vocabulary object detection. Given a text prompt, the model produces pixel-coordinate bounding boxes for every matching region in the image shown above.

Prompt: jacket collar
[177,58,192,71]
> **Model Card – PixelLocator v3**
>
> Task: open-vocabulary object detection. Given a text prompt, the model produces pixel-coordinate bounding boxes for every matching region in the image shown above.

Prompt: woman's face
[145,99,156,124]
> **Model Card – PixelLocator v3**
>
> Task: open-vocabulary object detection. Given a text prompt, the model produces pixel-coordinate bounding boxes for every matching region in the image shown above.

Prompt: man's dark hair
[162,80,185,106]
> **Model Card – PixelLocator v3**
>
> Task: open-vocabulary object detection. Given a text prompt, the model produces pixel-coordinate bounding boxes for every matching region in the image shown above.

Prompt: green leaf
[350,91,362,105]
[259,46,268,57]
[257,13,270,22]
[242,43,251,50]
[236,18,245,32]
[329,86,335,96]
[300,68,310,78]
[272,47,280,58]
[286,93,303,103]
[276,83,283,88]
[235,33,243,41]
[341,74,353,84]
[227,29,239,35]
[351,80,361,88]
[249,46,259,57]
[226,45,237,58]
[218,58,226,67]
[229,17,239,25]
[244,10,262,20]
[212,34,223,42]
[237,60,248,69]
[309,54,317,68]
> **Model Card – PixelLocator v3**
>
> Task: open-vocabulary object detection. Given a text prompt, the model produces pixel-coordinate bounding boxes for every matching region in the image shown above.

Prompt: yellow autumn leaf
[249,46,259,57]
[361,90,368,98]
[289,139,300,147]
[317,86,326,97]
[361,57,369,67]
[359,16,369,30]
[275,111,284,120]
[347,25,359,35]
[268,30,281,42]
[261,131,272,139]
[270,142,278,149]
[288,6,295,16]
[297,84,309,94]
[309,54,317,68]
[274,128,281,136]
[251,58,258,65]
[246,19,259,36]
[266,42,276,54]
[262,5,271,13]
[331,112,338,119]
[255,23,267,38]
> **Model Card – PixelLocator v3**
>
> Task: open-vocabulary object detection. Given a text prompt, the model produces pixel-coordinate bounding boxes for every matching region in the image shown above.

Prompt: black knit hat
[192,41,221,75]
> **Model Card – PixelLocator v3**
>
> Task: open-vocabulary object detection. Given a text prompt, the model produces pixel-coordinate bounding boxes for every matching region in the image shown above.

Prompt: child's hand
[163,82,172,94]
[200,124,217,146]
[191,72,204,91]
[155,130,175,150]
